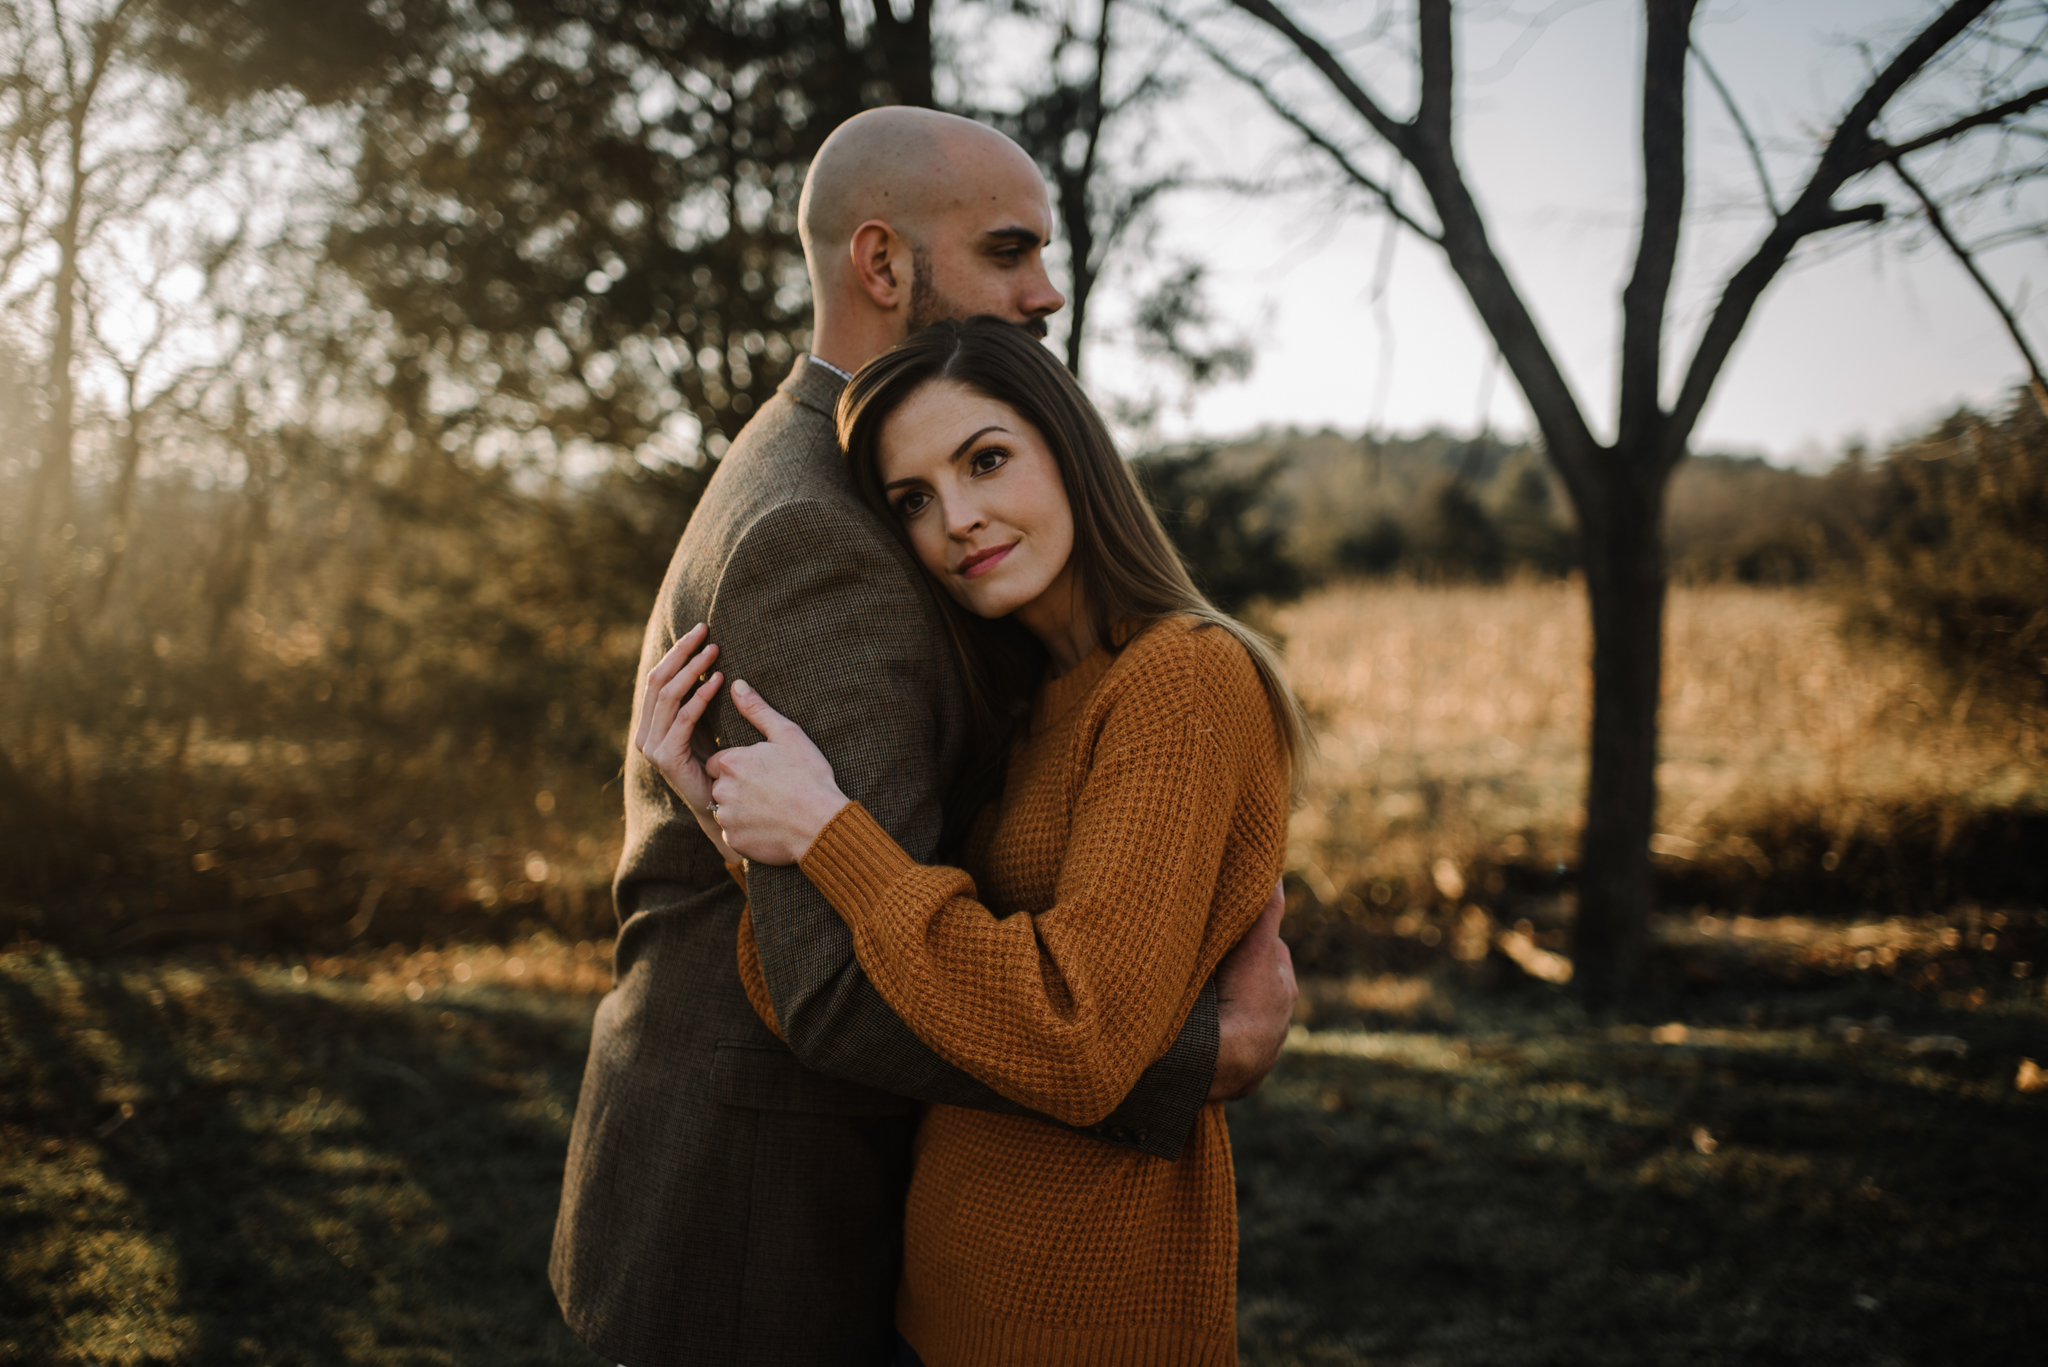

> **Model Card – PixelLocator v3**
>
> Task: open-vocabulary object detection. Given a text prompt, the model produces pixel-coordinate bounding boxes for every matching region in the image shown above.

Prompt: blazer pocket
[710,1042,918,1117]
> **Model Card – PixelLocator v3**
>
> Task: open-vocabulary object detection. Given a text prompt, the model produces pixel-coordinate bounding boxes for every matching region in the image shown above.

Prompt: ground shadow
[1230,1029,2046,1367]
[0,952,608,1366]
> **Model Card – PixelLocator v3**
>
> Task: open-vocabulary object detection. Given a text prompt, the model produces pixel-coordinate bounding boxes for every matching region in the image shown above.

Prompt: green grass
[1235,986,2048,1366]
[3,942,2043,1366]
[0,944,607,1366]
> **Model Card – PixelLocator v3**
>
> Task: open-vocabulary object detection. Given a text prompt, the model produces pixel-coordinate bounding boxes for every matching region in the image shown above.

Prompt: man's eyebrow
[881,425,1010,491]
[982,226,1044,249]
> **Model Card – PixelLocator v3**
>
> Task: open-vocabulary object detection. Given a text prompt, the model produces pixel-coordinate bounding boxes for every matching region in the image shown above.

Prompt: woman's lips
[957,542,1016,580]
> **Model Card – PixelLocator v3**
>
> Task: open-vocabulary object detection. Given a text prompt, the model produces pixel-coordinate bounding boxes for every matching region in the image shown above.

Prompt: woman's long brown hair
[836,316,1311,819]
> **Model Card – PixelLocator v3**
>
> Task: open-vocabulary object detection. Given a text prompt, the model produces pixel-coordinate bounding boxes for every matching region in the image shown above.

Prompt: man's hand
[1208,880,1297,1101]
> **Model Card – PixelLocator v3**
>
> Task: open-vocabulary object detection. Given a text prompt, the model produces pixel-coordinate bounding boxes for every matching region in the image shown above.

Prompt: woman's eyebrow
[948,425,1008,462]
[882,425,1011,491]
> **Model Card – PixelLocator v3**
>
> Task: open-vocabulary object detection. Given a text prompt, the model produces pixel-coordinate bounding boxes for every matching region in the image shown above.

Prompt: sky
[1052,0,2047,467]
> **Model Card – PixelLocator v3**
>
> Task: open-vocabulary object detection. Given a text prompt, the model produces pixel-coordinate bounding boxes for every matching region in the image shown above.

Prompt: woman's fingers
[675,670,723,738]
[637,626,702,752]
[641,640,718,755]
[648,667,724,804]
[647,623,708,692]
[697,698,848,866]
[729,679,801,743]
[638,628,721,770]
[656,643,718,716]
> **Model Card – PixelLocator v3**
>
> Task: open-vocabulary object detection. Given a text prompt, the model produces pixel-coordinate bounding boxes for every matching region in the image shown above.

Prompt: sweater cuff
[797,801,917,919]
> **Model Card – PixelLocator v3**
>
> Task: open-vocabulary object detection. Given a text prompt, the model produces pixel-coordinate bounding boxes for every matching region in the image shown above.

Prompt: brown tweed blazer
[549,357,1219,1367]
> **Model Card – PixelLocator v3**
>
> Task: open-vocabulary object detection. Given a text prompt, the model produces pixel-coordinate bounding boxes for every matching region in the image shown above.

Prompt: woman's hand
[704,680,851,866]
[634,623,737,864]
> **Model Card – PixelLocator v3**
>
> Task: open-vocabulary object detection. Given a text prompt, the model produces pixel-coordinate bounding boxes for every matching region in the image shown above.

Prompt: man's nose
[1022,262,1064,319]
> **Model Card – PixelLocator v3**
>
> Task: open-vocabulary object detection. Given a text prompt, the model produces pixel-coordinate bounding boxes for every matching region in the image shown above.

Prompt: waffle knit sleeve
[726,863,784,1040]
[798,630,1276,1127]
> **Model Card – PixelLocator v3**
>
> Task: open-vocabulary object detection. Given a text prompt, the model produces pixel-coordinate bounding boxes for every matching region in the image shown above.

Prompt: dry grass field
[5,582,2045,1365]
[1279,579,2044,899]
[1272,581,2047,1008]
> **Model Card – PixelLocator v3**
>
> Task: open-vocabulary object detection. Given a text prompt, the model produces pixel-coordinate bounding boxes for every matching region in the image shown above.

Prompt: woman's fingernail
[733,680,751,697]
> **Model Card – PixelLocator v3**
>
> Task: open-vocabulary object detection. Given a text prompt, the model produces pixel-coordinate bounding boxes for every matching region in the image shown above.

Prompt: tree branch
[1869,80,2048,165]
[1889,152,2048,414]
[1618,0,1698,458]
[1225,0,1412,151]
[1667,0,2001,451]
[1397,0,1602,492]
[1691,42,1779,217]
[1800,0,2001,196]
[1170,15,1441,242]
[1415,0,1453,149]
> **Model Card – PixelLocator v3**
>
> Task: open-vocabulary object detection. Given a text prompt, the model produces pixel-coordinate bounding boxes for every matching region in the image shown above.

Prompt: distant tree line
[1138,389,2048,721]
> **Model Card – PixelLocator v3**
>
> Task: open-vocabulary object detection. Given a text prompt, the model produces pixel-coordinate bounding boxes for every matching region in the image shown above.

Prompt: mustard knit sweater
[736,614,1288,1366]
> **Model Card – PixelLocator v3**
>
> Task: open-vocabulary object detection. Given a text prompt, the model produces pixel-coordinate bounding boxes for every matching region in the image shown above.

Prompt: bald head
[801,109,1044,273]
[799,108,1064,370]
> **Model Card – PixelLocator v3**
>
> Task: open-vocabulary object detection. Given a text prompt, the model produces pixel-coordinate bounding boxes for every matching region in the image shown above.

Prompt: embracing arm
[704,624,1285,1127]
[792,665,1273,1126]
[697,501,1219,1152]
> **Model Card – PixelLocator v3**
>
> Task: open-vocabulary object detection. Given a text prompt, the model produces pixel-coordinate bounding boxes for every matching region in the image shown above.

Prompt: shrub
[1846,392,2048,705]
[1133,446,1307,611]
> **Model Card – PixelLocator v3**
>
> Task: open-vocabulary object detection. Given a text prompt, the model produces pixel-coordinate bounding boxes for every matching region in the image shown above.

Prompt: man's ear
[849,220,911,311]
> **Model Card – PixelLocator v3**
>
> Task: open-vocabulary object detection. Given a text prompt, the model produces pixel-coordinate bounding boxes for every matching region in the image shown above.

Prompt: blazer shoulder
[725,494,911,581]
[683,395,861,548]
[721,388,839,476]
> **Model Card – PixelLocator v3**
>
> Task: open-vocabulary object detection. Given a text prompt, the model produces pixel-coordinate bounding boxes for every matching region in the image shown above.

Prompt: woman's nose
[946,499,986,539]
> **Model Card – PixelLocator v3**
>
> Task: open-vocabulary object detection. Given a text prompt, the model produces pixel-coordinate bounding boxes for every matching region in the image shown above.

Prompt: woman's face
[875,379,1077,623]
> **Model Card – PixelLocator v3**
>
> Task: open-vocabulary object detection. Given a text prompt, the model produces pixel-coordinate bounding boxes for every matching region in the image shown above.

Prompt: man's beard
[908,244,1048,339]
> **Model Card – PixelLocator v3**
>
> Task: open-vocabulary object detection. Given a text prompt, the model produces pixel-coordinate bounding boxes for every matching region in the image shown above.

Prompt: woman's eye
[969,447,1008,476]
[895,491,931,518]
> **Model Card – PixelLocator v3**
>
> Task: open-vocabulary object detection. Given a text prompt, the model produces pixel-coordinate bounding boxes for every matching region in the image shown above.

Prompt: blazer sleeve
[794,636,1274,1127]
[703,500,1217,1158]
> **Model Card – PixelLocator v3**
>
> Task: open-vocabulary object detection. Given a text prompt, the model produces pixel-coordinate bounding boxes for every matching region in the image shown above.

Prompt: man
[550,107,1296,1367]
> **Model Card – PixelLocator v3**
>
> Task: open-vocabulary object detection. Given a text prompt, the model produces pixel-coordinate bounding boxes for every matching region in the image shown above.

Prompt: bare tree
[991,0,1189,375]
[0,0,355,734]
[2,0,204,672]
[1193,0,2048,1005]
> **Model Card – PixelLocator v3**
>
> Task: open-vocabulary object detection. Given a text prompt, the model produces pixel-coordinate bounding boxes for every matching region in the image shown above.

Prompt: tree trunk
[1060,177,1097,376]
[89,373,147,619]
[1061,0,1114,378]
[867,0,935,108]
[39,99,88,545]
[1571,454,1670,1009]
[12,102,87,714]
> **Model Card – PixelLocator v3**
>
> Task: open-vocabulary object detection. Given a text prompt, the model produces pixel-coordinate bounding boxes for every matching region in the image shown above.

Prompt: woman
[634,317,1308,1365]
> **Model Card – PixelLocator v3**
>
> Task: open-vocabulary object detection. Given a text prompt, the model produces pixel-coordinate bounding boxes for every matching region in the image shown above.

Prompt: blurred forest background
[2,0,2046,1363]
[1,0,2043,957]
